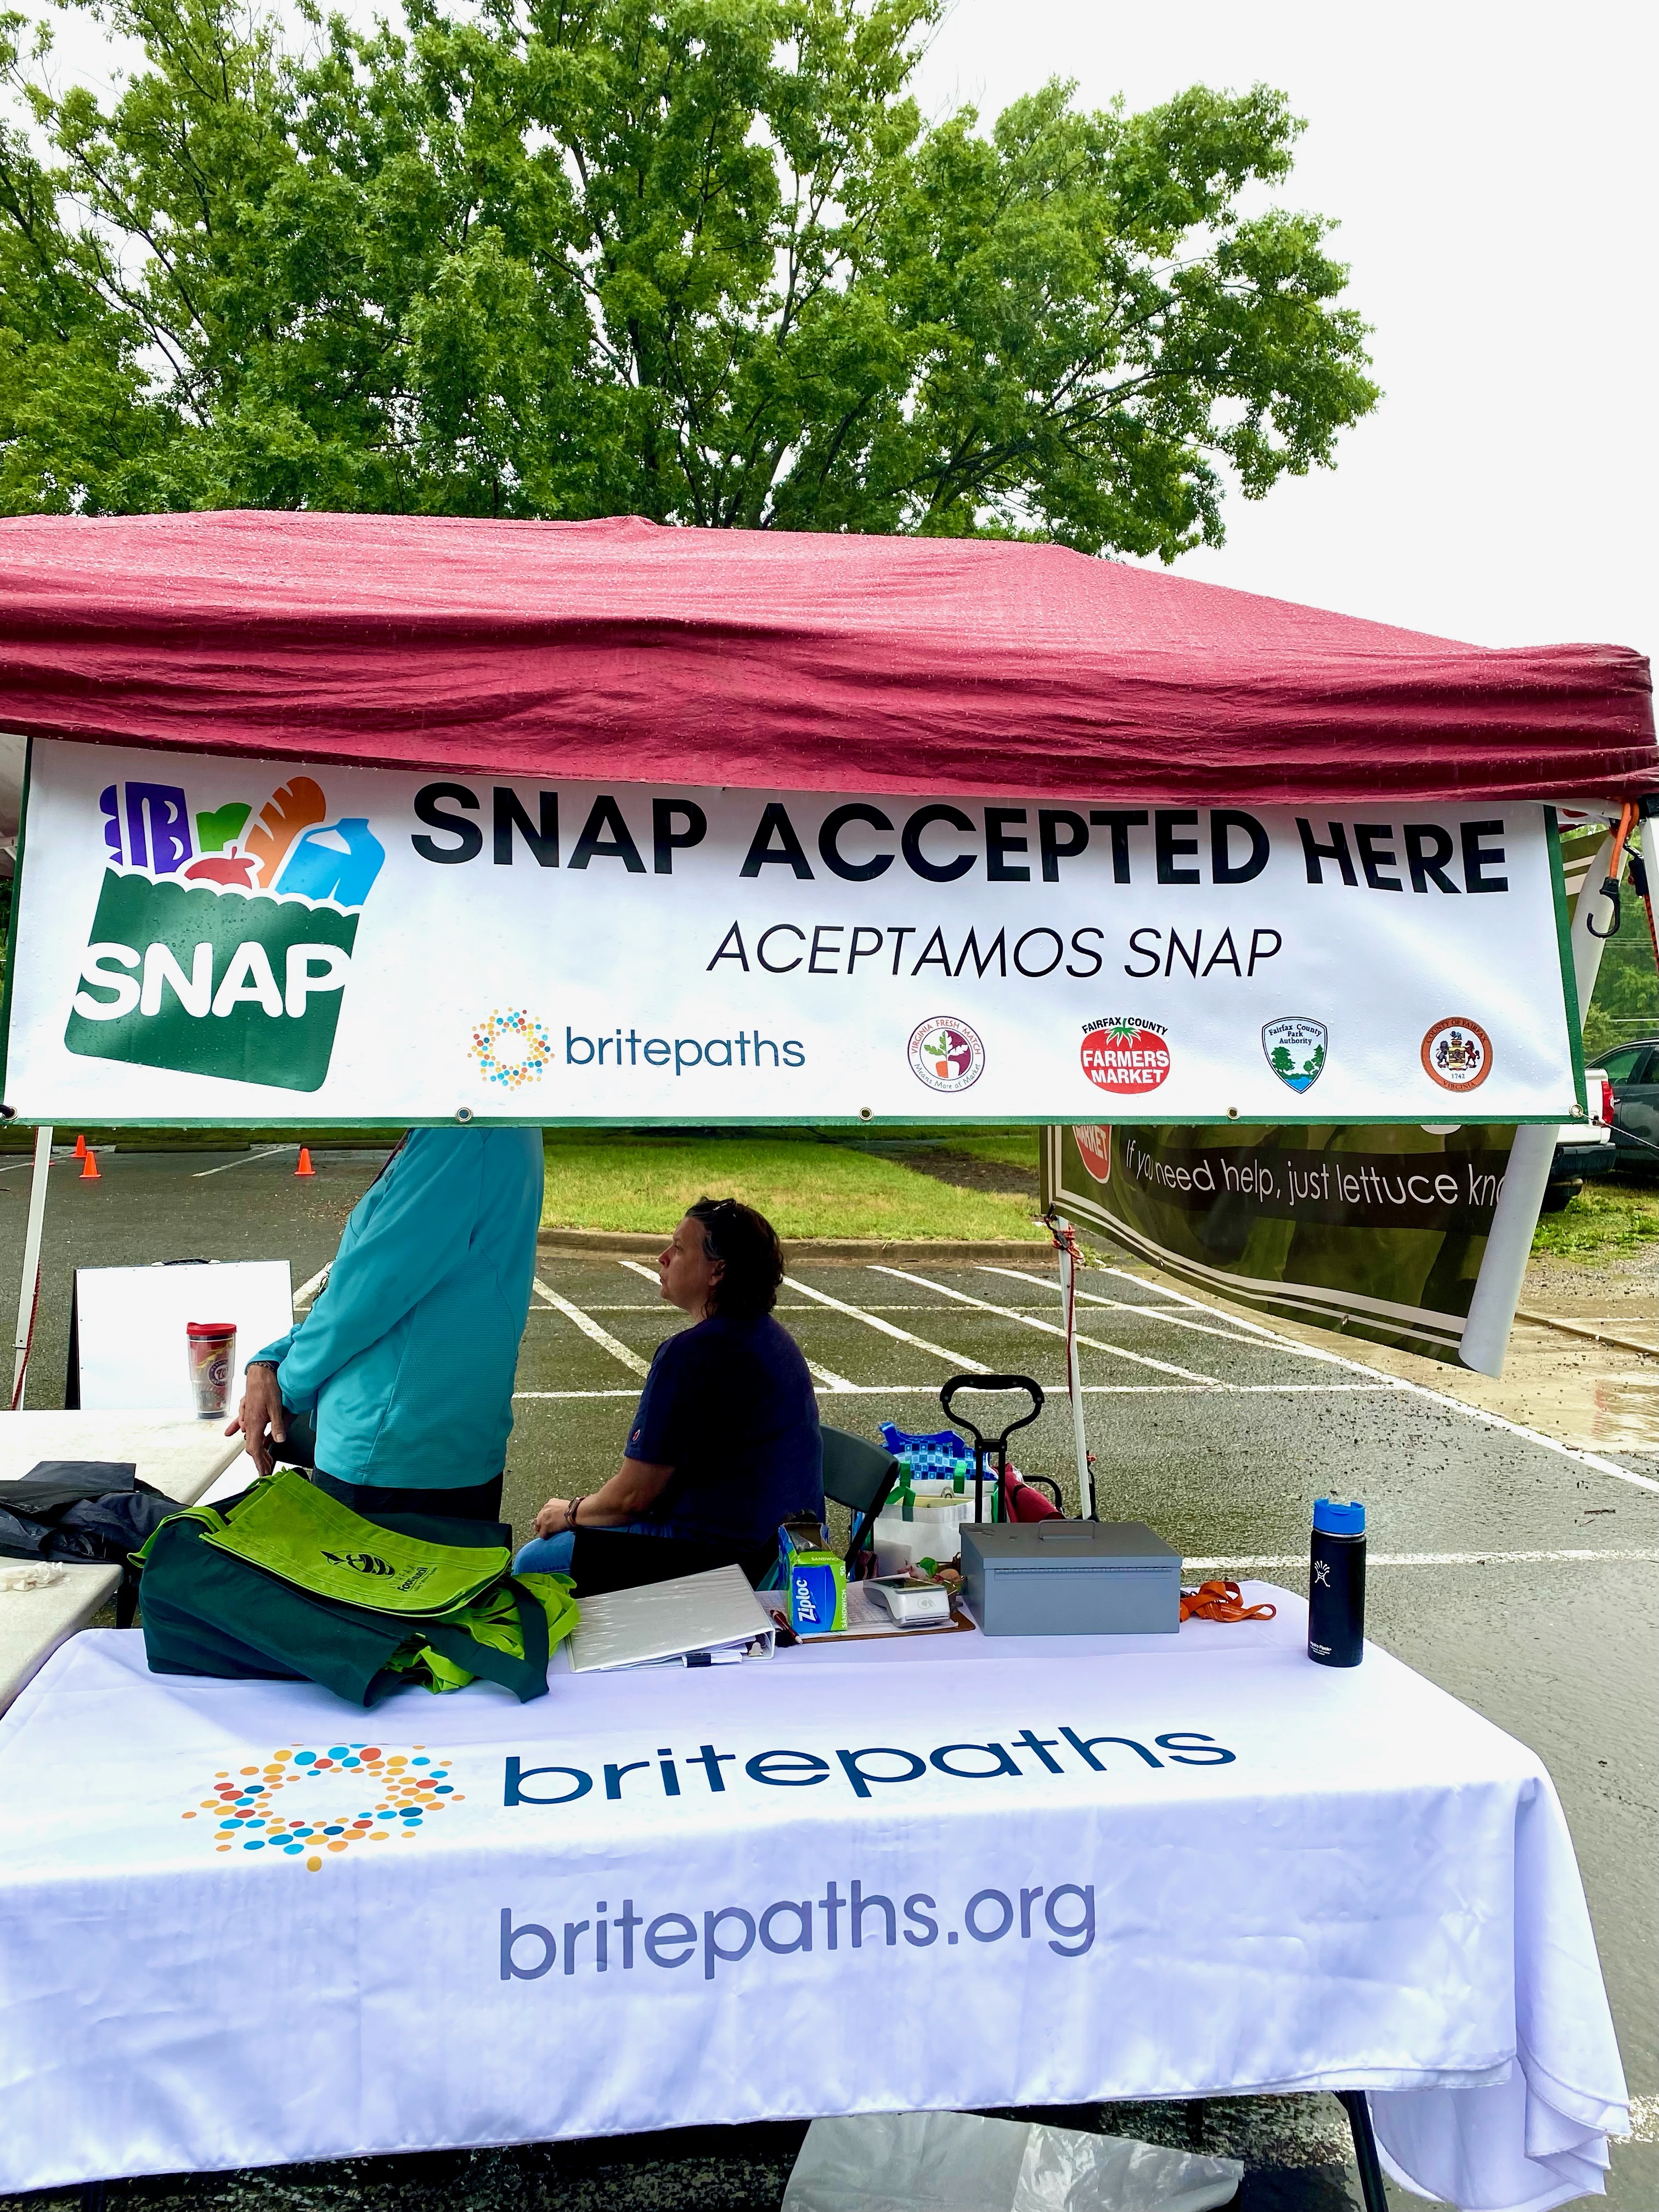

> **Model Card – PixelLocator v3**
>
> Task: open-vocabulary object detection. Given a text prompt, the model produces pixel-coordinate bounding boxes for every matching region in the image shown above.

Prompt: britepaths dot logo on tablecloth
[471,1008,554,1091]
[64,772,385,1094]
[1421,1017,1493,1092]
[181,1742,464,1871]
[907,1017,985,1093]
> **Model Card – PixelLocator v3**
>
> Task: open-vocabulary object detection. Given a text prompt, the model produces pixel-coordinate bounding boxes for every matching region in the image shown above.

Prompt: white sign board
[1,738,1582,1125]
[72,1261,293,1413]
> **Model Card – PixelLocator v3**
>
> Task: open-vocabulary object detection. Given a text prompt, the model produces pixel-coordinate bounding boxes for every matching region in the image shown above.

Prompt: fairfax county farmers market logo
[1421,1016,1493,1092]
[1071,1125,1112,1181]
[65,773,384,1094]
[907,1017,984,1093]
[1081,1018,1170,1094]
[471,1008,554,1091]
[1262,1017,1327,1092]
[182,1742,462,1871]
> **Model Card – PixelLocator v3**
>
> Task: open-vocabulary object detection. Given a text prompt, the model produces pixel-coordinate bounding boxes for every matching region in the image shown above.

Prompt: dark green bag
[137,1477,576,1707]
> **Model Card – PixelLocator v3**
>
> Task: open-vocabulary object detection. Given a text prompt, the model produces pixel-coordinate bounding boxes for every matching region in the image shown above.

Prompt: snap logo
[1421,1017,1492,1092]
[180,1743,463,1871]
[1262,1017,1327,1092]
[321,1550,397,1577]
[907,1017,985,1093]
[65,772,383,1094]
[1081,1018,1169,1094]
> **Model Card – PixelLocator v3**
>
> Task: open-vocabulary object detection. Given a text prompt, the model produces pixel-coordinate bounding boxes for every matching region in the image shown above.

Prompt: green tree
[0,0,1379,540]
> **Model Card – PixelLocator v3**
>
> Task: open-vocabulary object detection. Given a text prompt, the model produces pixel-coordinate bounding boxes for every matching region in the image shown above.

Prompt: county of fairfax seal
[1421,1017,1492,1092]
[907,1017,985,1092]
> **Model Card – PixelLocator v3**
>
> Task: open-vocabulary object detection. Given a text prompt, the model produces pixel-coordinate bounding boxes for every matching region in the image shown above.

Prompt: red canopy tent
[0,511,1651,804]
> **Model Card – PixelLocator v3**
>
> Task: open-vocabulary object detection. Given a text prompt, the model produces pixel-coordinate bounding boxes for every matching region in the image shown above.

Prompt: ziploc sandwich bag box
[778,1517,847,1635]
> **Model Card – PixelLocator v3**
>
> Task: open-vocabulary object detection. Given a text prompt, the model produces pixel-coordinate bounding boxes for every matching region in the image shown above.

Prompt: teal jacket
[254,1127,544,1489]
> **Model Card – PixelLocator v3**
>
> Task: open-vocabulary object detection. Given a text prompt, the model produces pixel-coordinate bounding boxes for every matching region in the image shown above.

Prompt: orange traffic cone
[72,1133,87,1159]
[295,1147,315,1177]
[80,1148,100,1180]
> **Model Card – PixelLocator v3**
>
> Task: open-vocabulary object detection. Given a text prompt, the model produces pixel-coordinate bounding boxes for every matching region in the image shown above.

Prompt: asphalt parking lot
[3,1145,1655,2212]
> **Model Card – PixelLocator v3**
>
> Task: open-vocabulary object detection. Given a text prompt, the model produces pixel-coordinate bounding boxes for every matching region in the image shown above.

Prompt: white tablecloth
[0,1589,1627,2212]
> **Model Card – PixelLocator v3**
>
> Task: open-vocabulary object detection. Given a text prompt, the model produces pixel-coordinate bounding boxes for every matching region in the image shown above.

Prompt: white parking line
[613,1257,859,1391]
[512,1380,1406,1402]
[978,1267,1263,1346]
[192,1144,296,1178]
[781,1276,980,1367]
[1102,1267,1659,1497]
[872,1266,1231,1389]
[294,1266,329,1311]
[1190,1549,1659,1570]
[531,1278,650,1376]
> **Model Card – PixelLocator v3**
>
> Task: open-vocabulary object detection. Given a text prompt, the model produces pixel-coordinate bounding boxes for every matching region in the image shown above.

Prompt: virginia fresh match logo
[65,774,383,1093]
[1081,1018,1170,1093]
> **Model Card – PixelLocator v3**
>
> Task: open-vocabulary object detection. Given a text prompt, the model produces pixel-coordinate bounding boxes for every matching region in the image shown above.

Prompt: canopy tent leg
[1336,2091,1390,2212]
[1050,1215,1094,1519]
[11,1123,52,1409]
[1460,812,1631,1377]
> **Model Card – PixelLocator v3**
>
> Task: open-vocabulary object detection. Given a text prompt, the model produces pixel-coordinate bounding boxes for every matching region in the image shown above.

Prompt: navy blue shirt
[625,1313,823,1545]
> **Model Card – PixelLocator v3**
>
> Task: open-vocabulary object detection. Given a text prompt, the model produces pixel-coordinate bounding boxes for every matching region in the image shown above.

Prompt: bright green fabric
[199,1470,509,1616]
[388,1573,578,1695]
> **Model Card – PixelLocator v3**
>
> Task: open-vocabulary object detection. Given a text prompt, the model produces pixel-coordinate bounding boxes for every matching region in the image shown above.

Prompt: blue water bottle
[1308,1498,1365,1667]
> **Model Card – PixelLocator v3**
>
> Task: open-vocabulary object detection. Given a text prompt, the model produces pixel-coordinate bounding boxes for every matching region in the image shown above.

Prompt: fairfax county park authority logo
[471,1008,554,1091]
[182,1742,462,1872]
[1262,1017,1328,1092]
[1071,1125,1113,1182]
[1080,1018,1170,1094]
[907,1017,985,1093]
[1421,1016,1493,1092]
[65,772,384,1094]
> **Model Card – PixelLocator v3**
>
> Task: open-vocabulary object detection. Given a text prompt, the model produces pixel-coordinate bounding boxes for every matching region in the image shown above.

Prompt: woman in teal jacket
[229,1126,544,1520]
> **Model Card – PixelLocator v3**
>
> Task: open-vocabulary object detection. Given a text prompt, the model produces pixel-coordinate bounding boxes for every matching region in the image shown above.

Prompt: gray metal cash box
[960,1521,1182,1636]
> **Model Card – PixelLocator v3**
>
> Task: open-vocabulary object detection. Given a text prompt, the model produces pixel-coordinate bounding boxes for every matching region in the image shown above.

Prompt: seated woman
[517,1197,823,1590]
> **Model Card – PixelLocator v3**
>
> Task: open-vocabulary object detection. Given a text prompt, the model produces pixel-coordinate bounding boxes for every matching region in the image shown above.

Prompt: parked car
[1596,1035,1659,1173]
[1543,1065,1618,1210]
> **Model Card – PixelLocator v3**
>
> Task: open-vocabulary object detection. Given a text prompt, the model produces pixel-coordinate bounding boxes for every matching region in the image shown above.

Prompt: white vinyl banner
[1,738,1582,1124]
[0,1606,1627,2212]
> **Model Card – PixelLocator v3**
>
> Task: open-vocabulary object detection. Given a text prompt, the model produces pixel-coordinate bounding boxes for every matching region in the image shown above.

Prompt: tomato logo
[1072,1125,1113,1181]
[1081,1018,1170,1094]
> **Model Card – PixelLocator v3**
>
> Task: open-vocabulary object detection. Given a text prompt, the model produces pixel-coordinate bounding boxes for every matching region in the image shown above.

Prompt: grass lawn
[541,1130,1045,1240]
[1531,1176,1659,1263]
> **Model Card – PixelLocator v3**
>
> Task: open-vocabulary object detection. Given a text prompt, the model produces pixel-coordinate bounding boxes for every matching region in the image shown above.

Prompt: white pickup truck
[1544,1066,1617,1210]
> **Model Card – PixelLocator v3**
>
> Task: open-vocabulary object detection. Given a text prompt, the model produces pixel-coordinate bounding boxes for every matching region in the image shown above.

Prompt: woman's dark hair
[687,1196,783,1320]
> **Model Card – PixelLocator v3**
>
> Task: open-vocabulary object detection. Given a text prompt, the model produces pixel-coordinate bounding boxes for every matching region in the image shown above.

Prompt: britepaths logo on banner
[64,774,385,1093]
[182,1741,462,1871]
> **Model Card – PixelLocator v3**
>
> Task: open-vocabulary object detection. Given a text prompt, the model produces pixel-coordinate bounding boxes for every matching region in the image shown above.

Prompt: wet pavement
[2,1147,1655,2211]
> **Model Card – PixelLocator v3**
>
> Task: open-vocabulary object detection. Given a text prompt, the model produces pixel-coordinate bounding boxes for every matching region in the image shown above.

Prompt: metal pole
[1461,820,1622,1376]
[12,1123,53,1408]
[1054,1216,1094,1519]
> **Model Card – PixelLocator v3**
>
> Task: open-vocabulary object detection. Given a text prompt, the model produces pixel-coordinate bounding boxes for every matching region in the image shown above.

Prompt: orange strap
[1180,1578,1277,1623]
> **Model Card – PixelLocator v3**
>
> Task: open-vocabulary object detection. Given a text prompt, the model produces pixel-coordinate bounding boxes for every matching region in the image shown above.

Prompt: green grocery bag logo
[64,773,384,1093]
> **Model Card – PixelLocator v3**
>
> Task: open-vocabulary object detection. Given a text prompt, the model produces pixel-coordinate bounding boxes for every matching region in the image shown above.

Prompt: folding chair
[820,1425,901,1568]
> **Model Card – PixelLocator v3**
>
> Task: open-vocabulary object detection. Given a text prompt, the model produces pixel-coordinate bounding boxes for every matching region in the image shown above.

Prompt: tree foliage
[0,0,1379,545]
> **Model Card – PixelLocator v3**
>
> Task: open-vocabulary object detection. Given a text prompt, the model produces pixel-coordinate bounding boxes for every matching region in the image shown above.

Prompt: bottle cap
[1313,1497,1365,1536]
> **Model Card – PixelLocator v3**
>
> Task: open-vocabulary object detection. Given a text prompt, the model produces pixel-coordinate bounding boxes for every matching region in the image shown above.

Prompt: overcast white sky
[21,0,1656,661]
[913,1,1656,658]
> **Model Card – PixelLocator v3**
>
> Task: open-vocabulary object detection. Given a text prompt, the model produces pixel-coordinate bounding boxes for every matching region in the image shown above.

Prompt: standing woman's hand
[228,1362,288,1479]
